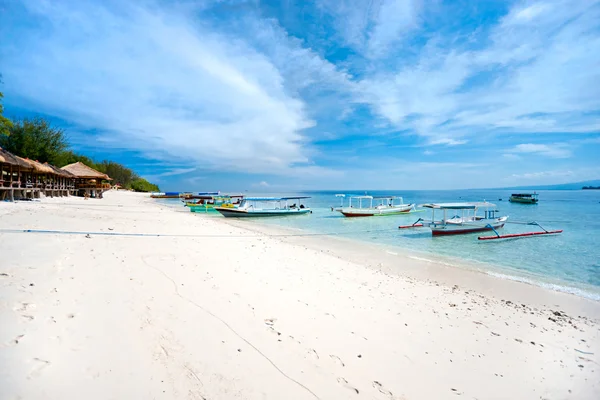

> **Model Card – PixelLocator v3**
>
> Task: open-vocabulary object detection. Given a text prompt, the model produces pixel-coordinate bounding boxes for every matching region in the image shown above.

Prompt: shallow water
[160,189,600,299]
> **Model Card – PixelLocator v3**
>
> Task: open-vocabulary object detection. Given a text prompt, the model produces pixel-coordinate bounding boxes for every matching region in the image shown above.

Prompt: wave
[486,271,600,301]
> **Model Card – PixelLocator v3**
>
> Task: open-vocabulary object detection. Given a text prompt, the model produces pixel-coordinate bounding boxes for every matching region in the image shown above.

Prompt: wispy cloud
[1,1,335,174]
[355,0,600,144]
[509,143,572,158]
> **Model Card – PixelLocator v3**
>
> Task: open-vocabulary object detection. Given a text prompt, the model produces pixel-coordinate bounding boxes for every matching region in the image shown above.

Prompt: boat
[509,192,539,204]
[151,191,219,199]
[188,195,243,213]
[150,192,181,199]
[399,202,508,236]
[215,197,311,217]
[338,195,415,217]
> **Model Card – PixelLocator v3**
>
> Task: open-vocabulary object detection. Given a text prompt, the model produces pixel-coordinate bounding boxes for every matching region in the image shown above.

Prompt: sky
[1,0,599,191]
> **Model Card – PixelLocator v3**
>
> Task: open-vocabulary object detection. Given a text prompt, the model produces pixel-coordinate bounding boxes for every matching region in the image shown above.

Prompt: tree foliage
[130,178,160,192]
[0,117,68,164]
[0,91,14,136]
[0,115,159,192]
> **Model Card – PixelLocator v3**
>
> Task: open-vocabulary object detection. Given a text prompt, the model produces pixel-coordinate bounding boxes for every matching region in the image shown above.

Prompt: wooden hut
[16,157,58,198]
[61,161,112,198]
[0,147,34,201]
[45,163,76,197]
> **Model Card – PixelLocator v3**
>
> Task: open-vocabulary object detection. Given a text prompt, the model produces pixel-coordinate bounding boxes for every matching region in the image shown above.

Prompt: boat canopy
[373,196,402,200]
[510,193,537,197]
[244,196,311,201]
[349,195,373,200]
[335,194,346,197]
[422,202,496,210]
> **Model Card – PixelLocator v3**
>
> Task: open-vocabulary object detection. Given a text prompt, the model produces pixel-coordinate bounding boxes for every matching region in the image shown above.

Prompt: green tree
[0,117,68,163]
[95,160,135,186]
[0,91,12,136]
[130,178,160,192]
[54,150,98,169]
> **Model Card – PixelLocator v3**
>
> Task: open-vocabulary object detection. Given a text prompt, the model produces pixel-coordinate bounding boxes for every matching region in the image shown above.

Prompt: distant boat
[338,195,415,217]
[150,192,181,199]
[509,193,539,204]
[215,197,311,217]
[151,191,219,199]
[400,202,507,236]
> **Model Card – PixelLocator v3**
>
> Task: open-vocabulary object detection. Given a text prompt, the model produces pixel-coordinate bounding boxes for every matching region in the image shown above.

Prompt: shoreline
[220,216,600,318]
[2,191,599,399]
[181,202,600,305]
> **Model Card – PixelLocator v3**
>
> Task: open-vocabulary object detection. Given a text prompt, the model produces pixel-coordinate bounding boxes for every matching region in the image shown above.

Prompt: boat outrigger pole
[478,221,563,241]
[398,218,424,229]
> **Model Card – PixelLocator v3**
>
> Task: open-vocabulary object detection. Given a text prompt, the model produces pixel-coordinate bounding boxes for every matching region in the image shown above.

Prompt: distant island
[582,186,600,190]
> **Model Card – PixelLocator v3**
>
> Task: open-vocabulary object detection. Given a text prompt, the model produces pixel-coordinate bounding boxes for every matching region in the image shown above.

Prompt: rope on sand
[0,227,400,238]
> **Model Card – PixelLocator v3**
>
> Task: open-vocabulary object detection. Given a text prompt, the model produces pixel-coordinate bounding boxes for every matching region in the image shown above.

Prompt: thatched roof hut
[17,157,56,174]
[0,147,33,169]
[61,161,111,180]
[45,163,75,178]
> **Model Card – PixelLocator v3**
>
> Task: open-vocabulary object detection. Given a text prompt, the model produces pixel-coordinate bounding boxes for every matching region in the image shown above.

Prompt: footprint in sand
[308,349,319,360]
[330,354,345,367]
[337,377,359,394]
[15,302,36,312]
[28,358,51,378]
[373,381,394,397]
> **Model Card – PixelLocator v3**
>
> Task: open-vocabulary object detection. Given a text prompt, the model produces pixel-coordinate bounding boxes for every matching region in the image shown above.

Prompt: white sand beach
[1,191,599,400]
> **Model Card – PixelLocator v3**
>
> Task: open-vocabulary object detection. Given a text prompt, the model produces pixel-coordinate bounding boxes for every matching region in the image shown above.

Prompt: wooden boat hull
[430,220,506,236]
[215,207,311,218]
[509,197,538,204]
[189,205,218,213]
[339,205,414,217]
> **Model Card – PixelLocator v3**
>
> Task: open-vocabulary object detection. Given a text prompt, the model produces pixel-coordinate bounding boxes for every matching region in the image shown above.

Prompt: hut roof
[17,157,56,174]
[0,147,33,169]
[45,163,75,177]
[61,161,111,180]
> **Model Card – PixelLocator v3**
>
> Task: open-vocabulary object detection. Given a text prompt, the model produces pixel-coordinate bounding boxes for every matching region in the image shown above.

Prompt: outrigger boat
[188,195,244,213]
[215,197,311,217]
[509,192,539,204]
[338,195,415,217]
[399,202,507,236]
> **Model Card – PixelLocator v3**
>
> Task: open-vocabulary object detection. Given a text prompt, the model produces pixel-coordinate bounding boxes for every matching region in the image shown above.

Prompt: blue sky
[1,0,599,191]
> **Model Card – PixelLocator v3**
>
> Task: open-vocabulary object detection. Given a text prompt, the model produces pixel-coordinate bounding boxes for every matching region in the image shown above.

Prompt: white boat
[338,195,415,217]
[215,196,311,217]
[400,202,508,236]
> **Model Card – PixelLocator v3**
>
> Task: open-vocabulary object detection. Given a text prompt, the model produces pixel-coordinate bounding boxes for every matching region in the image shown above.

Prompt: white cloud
[318,0,421,56]
[509,143,572,158]
[1,1,347,175]
[511,170,574,180]
[367,0,422,57]
[355,0,600,143]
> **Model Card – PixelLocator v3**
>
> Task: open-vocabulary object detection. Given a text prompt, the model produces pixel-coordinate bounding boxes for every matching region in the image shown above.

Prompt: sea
[160,189,600,301]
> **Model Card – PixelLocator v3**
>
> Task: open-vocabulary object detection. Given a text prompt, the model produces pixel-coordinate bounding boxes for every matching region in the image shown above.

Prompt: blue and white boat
[215,196,311,217]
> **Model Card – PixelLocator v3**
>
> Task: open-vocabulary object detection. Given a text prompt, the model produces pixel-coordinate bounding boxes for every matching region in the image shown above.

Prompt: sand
[1,191,598,400]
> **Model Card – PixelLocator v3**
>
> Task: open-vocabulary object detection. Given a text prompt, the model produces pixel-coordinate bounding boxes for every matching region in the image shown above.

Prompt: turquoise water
[162,190,600,299]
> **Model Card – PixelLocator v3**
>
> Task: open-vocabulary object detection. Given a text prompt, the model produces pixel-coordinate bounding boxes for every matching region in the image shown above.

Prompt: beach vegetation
[0,117,68,163]
[0,86,13,136]
[130,178,160,192]
[0,114,160,192]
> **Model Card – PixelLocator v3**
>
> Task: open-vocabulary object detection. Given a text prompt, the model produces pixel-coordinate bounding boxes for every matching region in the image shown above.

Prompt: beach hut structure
[61,161,112,198]
[16,157,59,198]
[0,147,34,201]
[45,163,76,197]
